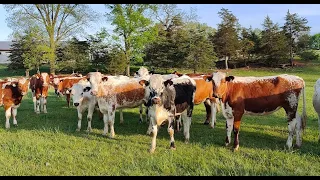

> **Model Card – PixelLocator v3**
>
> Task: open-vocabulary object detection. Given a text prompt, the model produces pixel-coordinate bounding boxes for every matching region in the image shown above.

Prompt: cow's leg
[87,104,95,132]
[119,109,123,124]
[182,110,192,143]
[36,97,40,114]
[232,112,243,152]
[76,107,82,132]
[139,104,143,123]
[32,94,37,113]
[286,115,297,150]
[146,116,153,135]
[108,110,116,138]
[225,117,234,146]
[175,115,181,132]
[40,96,44,112]
[145,107,149,123]
[102,113,109,136]
[294,112,302,148]
[43,97,47,113]
[210,100,217,129]
[318,114,320,142]
[149,117,158,153]
[5,106,11,129]
[66,94,70,108]
[167,116,176,150]
[12,107,18,126]
[203,99,211,125]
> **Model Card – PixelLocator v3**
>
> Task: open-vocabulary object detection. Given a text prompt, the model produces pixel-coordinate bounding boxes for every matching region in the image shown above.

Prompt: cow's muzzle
[91,90,97,96]
[152,97,161,105]
[74,103,79,107]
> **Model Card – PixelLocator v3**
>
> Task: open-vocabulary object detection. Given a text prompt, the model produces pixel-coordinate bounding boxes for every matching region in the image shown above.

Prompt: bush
[298,51,319,61]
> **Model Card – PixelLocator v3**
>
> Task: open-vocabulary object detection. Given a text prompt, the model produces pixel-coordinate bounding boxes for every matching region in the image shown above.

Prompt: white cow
[71,79,98,132]
[313,78,320,142]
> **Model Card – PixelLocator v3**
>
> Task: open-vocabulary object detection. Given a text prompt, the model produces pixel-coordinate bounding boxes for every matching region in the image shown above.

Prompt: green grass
[0,64,320,175]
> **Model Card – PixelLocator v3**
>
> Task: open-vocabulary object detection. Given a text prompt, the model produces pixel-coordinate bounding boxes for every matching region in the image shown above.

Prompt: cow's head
[41,72,50,87]
[134,66,150,79]
[71,81,91,107]
[204,71,234,99]
[17,77,30,96]
[139,74,168,106]
[87,72,108,96]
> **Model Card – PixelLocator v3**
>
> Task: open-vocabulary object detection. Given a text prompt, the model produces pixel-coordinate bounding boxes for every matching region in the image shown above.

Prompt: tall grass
[0,64,320,175]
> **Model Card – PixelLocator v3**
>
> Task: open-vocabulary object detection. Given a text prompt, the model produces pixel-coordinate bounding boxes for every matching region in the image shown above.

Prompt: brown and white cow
[49,73,82,97]
[312,78,320,142]
[139,74,196,153]
[87,72,147,138]
[204,72,307,151]
[173,71,221,129]
[30,72,50,114]
[0,77,30,128]
[57,77,86,107]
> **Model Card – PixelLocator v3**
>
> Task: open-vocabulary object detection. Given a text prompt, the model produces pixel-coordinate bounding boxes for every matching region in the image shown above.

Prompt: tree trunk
[49,35,56,75]
[126,64,130,77]
[25,69,30,78]
[225,56,229,70]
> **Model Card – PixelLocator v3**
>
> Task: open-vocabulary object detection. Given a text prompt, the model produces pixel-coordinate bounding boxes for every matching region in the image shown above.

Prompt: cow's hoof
[225,142,230,147]
[149,148,155,153]
[76,128,80,132]
[36,112,40,114]
[203,121,209,125]
[13,124,18,127]
[170,146,176,150]
[233,145,239,152]
[185,139,189,144]
[86,128,92,132]
[5,125,10,129]
[294,144,301,149]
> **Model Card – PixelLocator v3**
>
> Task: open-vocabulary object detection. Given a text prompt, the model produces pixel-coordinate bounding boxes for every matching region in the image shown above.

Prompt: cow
[204,72,307,151]
[312,78,320,142]
[30,72,50,114]
[49,73,82,96]
[87,72,148,138]
[71,79,100,132]
[173,71,221,130]
[0,77,30,128]
[139,74,197,153]
[57,77,86,107]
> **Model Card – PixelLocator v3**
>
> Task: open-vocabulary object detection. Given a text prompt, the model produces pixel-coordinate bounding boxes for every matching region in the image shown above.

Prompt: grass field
[0,64,320,175]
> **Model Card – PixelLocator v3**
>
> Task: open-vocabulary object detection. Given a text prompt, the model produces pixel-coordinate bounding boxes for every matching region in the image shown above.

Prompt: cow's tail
[301,83,307,133]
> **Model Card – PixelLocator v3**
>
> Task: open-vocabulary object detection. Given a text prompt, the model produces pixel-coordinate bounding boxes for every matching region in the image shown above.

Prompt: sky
[1,4,320,41]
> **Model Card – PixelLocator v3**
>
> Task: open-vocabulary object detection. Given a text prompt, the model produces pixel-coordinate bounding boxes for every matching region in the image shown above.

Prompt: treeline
[4,4,320,76]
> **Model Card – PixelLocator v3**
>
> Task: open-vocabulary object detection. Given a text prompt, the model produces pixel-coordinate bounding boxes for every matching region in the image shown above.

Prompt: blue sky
[1,4,320,41]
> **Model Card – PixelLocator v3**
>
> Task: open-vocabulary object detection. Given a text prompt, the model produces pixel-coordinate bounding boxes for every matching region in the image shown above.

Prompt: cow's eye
[81,92,83,95]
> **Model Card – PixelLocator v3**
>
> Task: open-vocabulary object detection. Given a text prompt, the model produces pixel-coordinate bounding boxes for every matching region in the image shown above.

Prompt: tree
[7,41,24,71]
[56,37,90,73]
[260,16,290,66]
[282,10,310,66]
[239,27,255,66]
[211,8,240,69]
[105,46,127,75]
[4,4,97,74]
[185,23,216,73]
[310,33,320,50]
[106,4,158,76]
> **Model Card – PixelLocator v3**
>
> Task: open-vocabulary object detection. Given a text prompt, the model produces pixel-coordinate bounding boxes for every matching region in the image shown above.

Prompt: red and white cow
[87,72,147,138]
[49,73,82,97]
[312,78,320,142]
[173,71,221,129]
[204,72,307,151]
[71,79,99,132]
[57,77,86,107]
[139,74,197,153]
[0,77,30,128]
[30,72,50,114]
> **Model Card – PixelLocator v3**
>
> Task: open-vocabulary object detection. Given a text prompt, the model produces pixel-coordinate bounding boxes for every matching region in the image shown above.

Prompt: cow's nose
[152,98,161,105]
[91,90,97,96]
[74,103,79,107]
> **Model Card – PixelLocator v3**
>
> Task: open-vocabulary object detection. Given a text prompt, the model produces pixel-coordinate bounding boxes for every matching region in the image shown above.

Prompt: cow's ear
[83,86,91,92]
[60,79,63,82]
[226,76,234,82]
[139,80,149,87]
[164,80,173,87]
[149,70,155,75]
[203,75,213,82]
[102,76,108,82]
[36,76,40,79]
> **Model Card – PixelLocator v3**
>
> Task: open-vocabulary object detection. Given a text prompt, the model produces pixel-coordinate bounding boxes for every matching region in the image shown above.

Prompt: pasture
[0,64,320,175]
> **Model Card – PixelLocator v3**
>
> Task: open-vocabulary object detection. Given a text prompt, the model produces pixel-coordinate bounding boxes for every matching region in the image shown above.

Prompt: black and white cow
[139,74,196,153]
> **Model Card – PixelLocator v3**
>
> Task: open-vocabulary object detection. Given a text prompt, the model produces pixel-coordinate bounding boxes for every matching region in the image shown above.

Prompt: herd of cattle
[0,66,319,153]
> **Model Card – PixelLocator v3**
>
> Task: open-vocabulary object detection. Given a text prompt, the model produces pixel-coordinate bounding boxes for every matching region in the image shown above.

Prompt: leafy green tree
[239,27,255,66]
[105,4,158,76]
[7,41,24,71]
[260,16,290,66]
[282,10,310,66]
[4,4,97,74]
[105,46,127,75]
[211,8,240,69]
[310,33,320,50]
